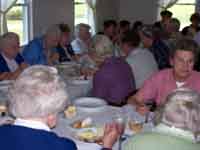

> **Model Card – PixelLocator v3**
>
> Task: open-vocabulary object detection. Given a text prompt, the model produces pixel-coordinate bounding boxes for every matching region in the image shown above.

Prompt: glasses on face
[175,56,194,66]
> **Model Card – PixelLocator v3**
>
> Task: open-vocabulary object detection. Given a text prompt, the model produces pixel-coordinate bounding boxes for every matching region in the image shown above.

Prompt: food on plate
[81,117,92,128]
[72,117,93,129]
[72,120,82,129]
[77,127,104,143]
[64,106,76,118]
[128,120,143,133]
[78,129,97,141]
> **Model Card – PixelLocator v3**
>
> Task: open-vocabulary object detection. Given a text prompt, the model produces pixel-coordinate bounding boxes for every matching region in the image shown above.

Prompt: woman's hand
[102,123,120,149]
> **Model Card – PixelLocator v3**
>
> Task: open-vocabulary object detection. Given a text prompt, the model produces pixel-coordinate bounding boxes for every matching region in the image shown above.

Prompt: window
[74,0,96,34]
[168,0,196,29]
[74,0,89,25]
[7,0,32,45]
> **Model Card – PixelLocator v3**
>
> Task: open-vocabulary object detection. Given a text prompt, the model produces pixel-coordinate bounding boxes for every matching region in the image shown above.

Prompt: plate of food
[75,126,104,144]
[73,97,107,113]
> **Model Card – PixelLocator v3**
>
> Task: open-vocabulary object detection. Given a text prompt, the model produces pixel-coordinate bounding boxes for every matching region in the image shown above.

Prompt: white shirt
[71,38,88,54]
[14,118,50,131]
[126,48,158,89]
[176,81,185,88]
[2,53,18,72]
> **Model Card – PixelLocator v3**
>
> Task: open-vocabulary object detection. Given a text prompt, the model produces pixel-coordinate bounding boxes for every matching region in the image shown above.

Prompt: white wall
[32,0,74,37]
[96,0,119,32]
[32,0,159,36]
[119,0,159,24]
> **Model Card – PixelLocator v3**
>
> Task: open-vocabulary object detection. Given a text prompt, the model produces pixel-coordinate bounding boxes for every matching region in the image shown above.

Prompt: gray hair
[90,34,114,56]
[74,23,91,38]
[44,24,61,39]
[0,32,19,49]
[8,65,68,118]
[161,88,200,134]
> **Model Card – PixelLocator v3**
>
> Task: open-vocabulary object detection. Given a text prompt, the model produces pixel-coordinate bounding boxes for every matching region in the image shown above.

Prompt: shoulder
[23,37,43,52]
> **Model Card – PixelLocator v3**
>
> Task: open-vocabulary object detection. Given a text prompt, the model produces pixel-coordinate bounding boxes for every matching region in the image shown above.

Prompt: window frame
[7,0,33,45]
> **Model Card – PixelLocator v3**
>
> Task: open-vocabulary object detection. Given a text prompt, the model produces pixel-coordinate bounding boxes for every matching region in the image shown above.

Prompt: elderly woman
[0,65,119,150]
[91,34,135,106]
[0,32,28,80]
[71,23,91,55]
[124,88,200,150]
[22,25,60,65]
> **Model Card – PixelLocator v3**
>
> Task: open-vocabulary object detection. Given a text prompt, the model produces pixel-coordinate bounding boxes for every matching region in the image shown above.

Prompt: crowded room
[0,0,200,150]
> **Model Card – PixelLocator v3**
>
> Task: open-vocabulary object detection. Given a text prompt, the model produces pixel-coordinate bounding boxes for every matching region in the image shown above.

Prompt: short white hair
[0,32,19,49]
[8,65,68,118]
[161,88,200,134]
[74,23,90,38]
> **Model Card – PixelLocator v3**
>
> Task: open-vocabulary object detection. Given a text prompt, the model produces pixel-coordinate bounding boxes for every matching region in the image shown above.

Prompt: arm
[0,63,28,80]
[102,123,120,150]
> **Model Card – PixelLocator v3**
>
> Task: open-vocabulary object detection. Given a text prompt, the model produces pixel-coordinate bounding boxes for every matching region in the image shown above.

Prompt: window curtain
[158,0,178,10]
[86,0,97,34]
[0,0,17,35]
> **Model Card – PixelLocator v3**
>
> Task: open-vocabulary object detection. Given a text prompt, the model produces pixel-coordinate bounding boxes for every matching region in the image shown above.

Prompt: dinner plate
[70,76,91,85]
[0,80,13,86]
[75,126,104,143]
[73,97,107,113]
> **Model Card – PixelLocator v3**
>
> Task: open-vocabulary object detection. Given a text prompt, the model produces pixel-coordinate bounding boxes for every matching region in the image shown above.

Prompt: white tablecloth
[53,105,154,150]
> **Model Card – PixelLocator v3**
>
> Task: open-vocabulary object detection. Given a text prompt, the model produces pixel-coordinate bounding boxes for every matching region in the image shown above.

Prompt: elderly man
[121,31,158,89]
[128,38,200,109]
[0,65,119,150]
[125,88,200,150]
[71,23,91,55]
[0,32,28,80]
[22,25,60,65]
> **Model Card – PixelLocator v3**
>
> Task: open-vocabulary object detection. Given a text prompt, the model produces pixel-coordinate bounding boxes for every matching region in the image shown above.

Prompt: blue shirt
[22,37,57,65]
[150,40,171,70]
[0,53,24,73]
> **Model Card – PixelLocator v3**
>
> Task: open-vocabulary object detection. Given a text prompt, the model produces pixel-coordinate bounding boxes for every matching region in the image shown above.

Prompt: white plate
[0,80,13,86]
[73,97,107,113]
[60,61,77,65]
[70,76,91,85]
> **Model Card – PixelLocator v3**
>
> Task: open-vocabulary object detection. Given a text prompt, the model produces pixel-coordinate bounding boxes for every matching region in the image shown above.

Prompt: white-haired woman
[0,65,119,150]
[123,88,200,150]
[22,25,60,65]
[0,32,28,80]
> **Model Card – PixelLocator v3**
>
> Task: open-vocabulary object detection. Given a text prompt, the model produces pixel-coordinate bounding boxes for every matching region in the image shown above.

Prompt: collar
[155,123,199,143]
[1,52,14,61]
[14,118,50,132]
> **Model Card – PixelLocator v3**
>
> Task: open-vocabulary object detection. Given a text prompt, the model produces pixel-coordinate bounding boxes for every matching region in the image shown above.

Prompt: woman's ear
[47,114,57,128]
